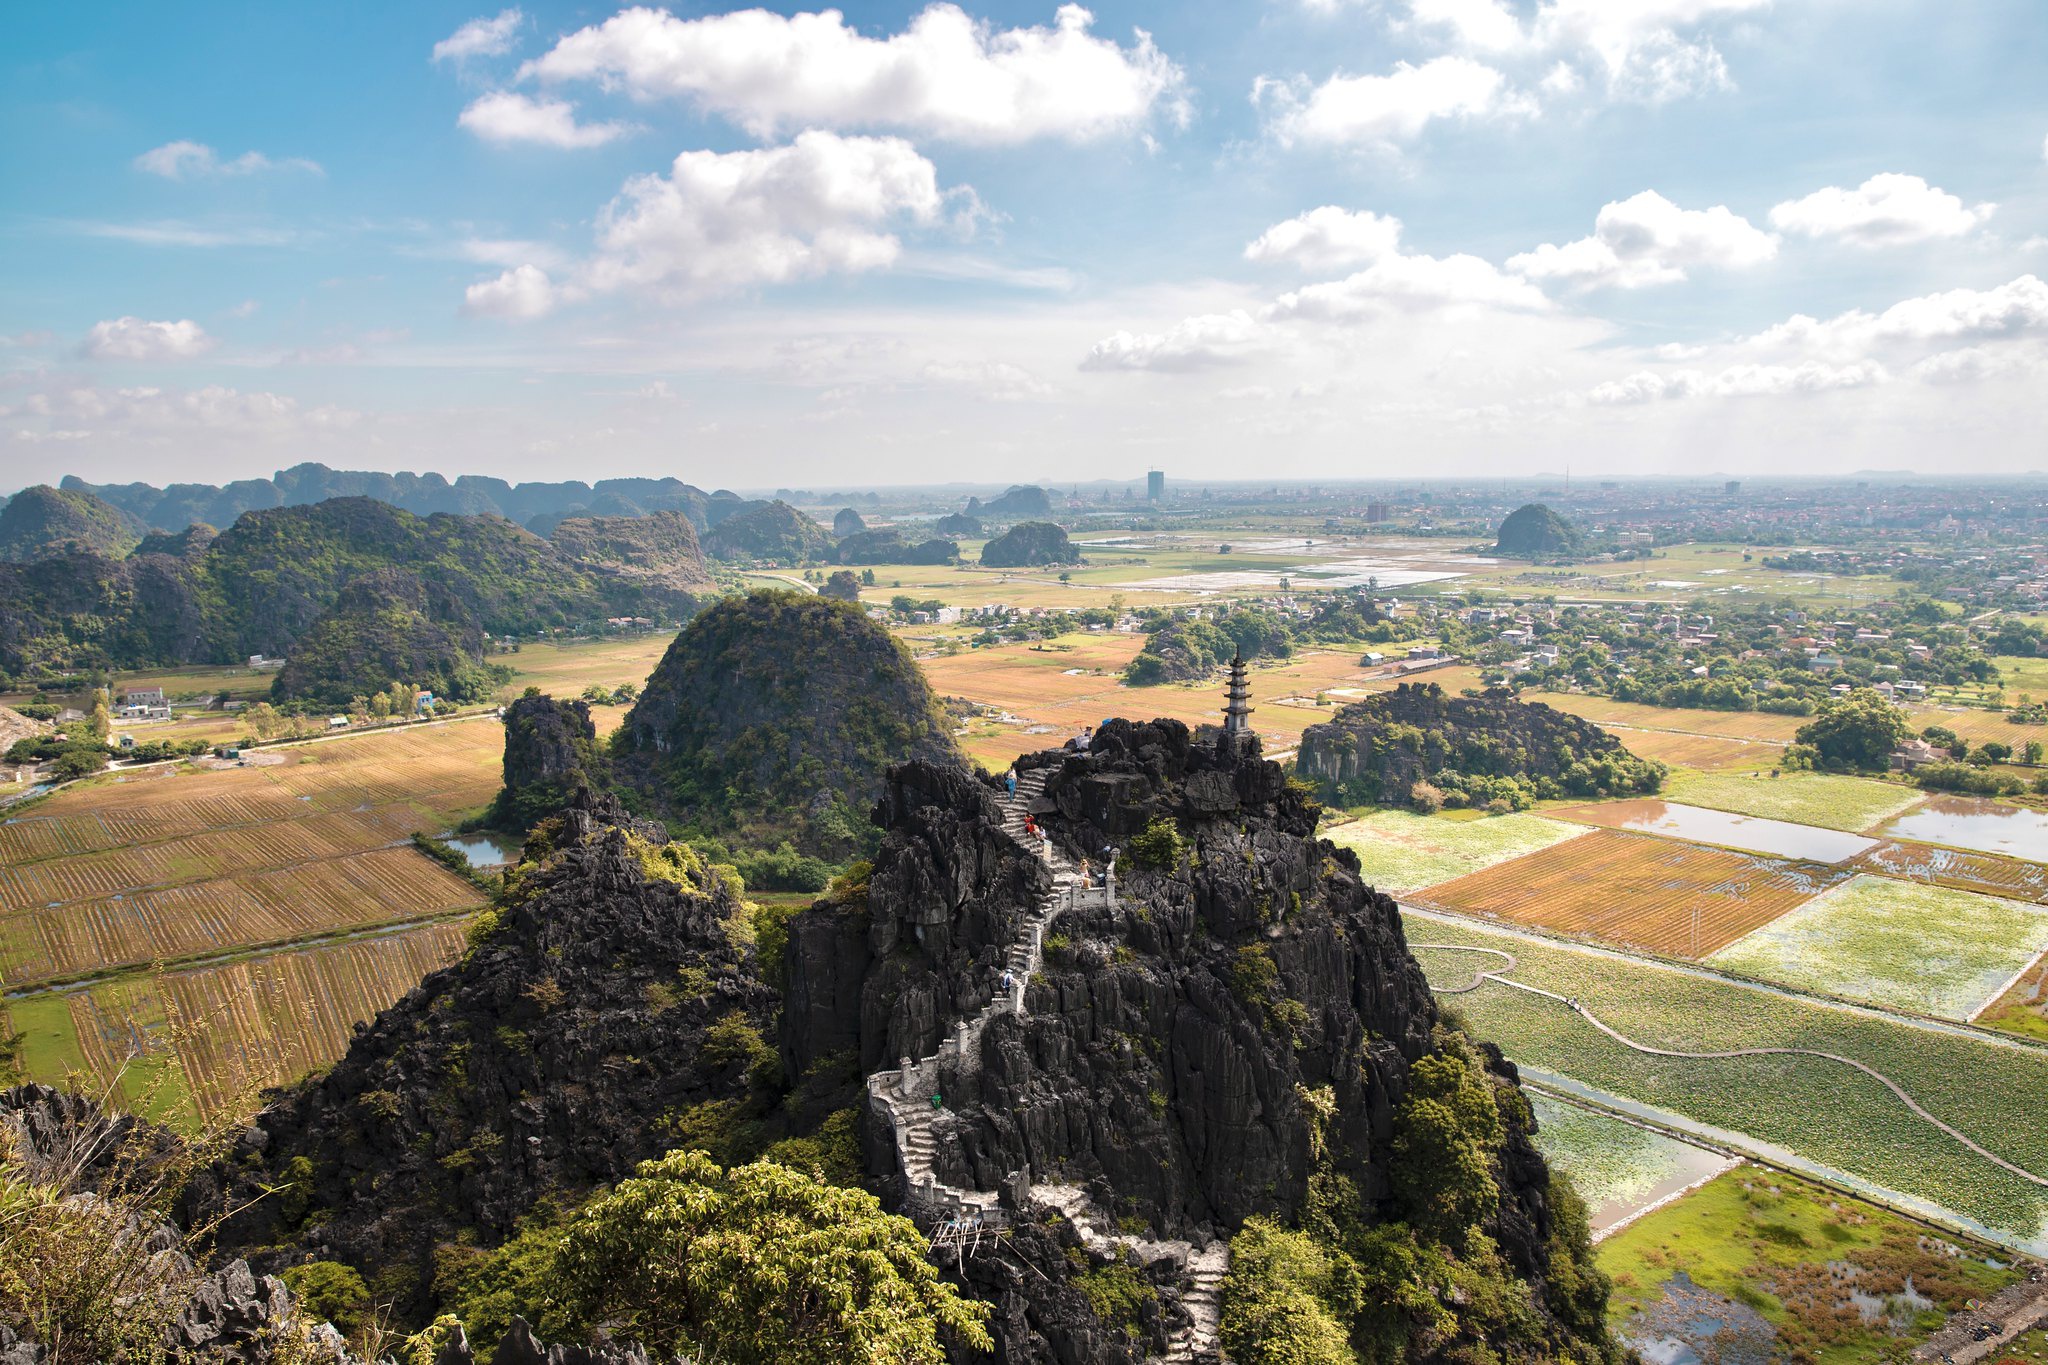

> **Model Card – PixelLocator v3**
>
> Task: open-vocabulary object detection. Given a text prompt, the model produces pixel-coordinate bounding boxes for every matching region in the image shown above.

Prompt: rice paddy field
[1975,954,2048,1043]
[1416,828,1846,958]
[1598,1167,2019,1365]
[0,722,498,987]
[2,919,468,1125]
[1527,1094,1734,1236]
[1852,839,2048,902]
[1595,725,1786,771]
[1321,810,1589,893]
[1408,910,2048,1244]
[1662,770,1925,833]
[1707,875,2048,1021]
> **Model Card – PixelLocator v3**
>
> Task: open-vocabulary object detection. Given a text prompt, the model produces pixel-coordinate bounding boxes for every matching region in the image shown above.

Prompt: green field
[1708,875,2048,1020]
[1600,1167,2016,1365]
[1528,1095,1729,1232]
[1321,810,1589,893]
[1408,911,2048,1241]
[1662,770,1924,832]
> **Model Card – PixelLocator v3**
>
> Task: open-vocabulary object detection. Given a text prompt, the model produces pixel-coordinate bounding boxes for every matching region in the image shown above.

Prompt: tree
[820,570,862,602]
[1795,688,1911,770]
[87,699,110,743]
[2025,740,2043,766]
[548,1150,990,1363]
[242,702,282,740]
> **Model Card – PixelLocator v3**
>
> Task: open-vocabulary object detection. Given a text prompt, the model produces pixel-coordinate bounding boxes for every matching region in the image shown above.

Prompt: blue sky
[2,0,2045,488]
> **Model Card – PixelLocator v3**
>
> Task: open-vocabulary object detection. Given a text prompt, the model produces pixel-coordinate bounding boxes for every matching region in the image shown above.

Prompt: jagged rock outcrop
[979,521,1079,569]
[194,794,777,1320]
[488,693,606,830]
[783,722,1616,1364]
[977,486,1054,520]
[0,485,141,562]
[617,589,962,855]
[1296,681,1665,808]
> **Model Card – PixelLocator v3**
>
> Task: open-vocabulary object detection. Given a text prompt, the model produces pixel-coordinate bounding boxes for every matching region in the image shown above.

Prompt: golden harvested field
[1531,694,1808,743]
[1416,828,1846,958]
[1595,725,1786,772]
[498,633,677,698]
[0,722,498,987]
[1852,839,2048,903]
[7,920,468,1124]
[926,633,1481,769]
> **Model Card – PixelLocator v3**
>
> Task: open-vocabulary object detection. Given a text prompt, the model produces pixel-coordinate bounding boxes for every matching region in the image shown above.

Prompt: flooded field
[1561,799,1878,864]
[1529,1094,1734,1236]
[1878,795,2048,862]
[441,831,522,868]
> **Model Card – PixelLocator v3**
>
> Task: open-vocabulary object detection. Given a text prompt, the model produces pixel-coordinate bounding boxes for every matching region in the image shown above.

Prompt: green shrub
[1127,817,1185,870]
[281,1260,370,1334]
[1073,1258,1155,1336]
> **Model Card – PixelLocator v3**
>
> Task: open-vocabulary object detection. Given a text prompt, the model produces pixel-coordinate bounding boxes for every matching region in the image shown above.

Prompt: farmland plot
[1417,828,1844,957]
[1854,839,2048,903]
[1707,875,2048,1020]
[1406,912,2048,1243]
[1322,810,1588,893]
[1527,1094,1734,1235]
[1976,954,2048,1043]
[1661,770,1923,833]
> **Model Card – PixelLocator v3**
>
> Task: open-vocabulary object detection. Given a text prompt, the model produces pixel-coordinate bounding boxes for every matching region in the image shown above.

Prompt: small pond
[439,831,522,868]
[1878,795,2048,862]
[1579,800,1876,864]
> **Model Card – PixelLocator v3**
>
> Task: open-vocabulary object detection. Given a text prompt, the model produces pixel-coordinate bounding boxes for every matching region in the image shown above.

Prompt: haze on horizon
[2,0,2045,488]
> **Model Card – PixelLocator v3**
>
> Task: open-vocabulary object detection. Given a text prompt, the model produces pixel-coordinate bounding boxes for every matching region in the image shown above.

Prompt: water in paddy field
[1528,1095,1734,1236]
[1879,796,2048,862]
[1583,799,1876,864]
[439,831,522,868]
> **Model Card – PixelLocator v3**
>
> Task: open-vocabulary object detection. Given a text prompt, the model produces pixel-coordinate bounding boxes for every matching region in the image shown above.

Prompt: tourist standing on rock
[1005,767,1018,798]
[1079,857,1093,889]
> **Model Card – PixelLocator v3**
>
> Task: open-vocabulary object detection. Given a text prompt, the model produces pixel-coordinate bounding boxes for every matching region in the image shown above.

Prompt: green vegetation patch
[1405,912,2048,1240]
[1599,1167,2015,1365]
[1708,875,2048,1020]
[1663,770,1923,833]
[1528,1095,1727,1227]
[1323,810,1587,892]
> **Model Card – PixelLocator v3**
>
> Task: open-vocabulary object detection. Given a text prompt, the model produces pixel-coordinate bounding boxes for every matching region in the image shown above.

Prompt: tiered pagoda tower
[1221,651,1253,754]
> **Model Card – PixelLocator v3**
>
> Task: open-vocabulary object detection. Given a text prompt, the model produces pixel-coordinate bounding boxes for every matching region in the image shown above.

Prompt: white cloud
[1403,0,1528,53]
[464,264,564,320]
[1910,345,2044,386]
[458,237,572,271]
[1271,252,1551,317]
[83,317,215,361]
[1536,0,1764,98]
[1258,55,1511,147]
[24,383,358,439]
[1749,275,2048,358]
[79,220,304,248]
[1509,190,1776,289]
[457,91,636,148]
[521,3,1185,144]
[1082,311,1269,371]
[227,300,260,319]
[134,141,321,179]
[464,131,963,316]
[434,9,524,62]
[1768,174,1995,247]
[1244,207,1404,270]
[1588,360,1887,404]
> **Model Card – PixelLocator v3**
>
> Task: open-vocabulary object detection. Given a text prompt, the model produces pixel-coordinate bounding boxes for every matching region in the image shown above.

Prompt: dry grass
[1416,828,1844,958]
[1593,725,1787,772]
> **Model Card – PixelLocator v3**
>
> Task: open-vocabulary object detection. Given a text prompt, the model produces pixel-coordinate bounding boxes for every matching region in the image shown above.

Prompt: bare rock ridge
[785,720,1616,1364]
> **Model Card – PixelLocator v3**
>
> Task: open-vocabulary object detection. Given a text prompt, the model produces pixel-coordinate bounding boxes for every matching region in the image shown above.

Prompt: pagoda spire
[1221,651,1253,753]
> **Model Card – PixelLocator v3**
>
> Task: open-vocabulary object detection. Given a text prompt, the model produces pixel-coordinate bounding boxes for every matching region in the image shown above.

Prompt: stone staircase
[863,766,1228,1362]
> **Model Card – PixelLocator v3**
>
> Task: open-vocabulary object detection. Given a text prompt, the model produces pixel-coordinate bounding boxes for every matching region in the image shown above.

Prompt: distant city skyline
[2,1,2045,484]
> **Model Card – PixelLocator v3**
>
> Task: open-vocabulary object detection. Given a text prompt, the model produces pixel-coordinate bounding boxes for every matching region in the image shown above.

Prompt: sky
[2,0,2046,489]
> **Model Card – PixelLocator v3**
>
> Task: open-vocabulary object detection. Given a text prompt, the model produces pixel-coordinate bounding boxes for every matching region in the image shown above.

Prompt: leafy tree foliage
[1795,687,1912,769]
[549,1150,991,1363]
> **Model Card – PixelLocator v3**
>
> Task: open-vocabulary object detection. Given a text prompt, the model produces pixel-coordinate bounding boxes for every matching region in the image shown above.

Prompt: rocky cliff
[783,722,1618,1364]
[979,521,1079,568]
[487,693,607,830]
[699,499,832,563]
[547,509,716,607]
[193,793,777,1321]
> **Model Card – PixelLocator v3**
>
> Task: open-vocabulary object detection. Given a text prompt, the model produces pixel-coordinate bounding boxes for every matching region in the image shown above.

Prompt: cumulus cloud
[1082,311,1269,372]
[1747,275,2048,359]
[1509,190,1776,289]
[464,131,964,316]
[1588,360,1887,404]
[1402,0,1528,52]
[1536,0,1764,100]
[434,9,524,62]
[1244,207,1404,270]
[1768,174,1995,247]
[23,383,358,439]
[458,91,636,147]
[134,141,321,179]
[520,3,1185,144]
[1271,252,1550,317]
[463,264,565,319]
[1258,55,1512,147]
[83,317,215,361]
